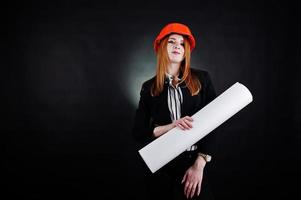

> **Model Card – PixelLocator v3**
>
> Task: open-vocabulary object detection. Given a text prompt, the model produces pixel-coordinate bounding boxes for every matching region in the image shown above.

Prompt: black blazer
[132,68,217,156]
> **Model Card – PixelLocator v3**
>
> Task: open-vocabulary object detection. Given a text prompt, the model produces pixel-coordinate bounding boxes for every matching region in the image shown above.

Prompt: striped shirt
[166,73,183,121]
[165,73,197,151]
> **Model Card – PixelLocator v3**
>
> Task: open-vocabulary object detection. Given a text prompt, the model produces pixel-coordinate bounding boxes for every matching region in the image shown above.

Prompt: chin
[169,56,183,63]
[170,59,183,63]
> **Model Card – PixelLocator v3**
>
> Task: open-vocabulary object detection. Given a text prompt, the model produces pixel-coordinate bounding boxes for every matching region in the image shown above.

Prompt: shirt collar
[165,72,182,81]
[165,72,184,88]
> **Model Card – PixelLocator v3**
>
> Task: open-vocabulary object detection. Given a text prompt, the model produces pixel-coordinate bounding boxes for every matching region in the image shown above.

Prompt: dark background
[3,0,300,199]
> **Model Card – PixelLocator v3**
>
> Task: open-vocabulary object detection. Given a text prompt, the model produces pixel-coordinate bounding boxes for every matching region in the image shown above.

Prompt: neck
[167,62,181,77]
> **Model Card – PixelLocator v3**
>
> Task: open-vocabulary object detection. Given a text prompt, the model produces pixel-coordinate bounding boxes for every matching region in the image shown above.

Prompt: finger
[184,181,190,196]
[180,120,190,129]
[197,181,201,196]
[190,183,198,199]
[184,120,193,128]
[177,123,185,130]
[185,116,194,122]
[182,173,187,184]
[184,184,188,199]
[188,184,195,199]
[186,182,193,199]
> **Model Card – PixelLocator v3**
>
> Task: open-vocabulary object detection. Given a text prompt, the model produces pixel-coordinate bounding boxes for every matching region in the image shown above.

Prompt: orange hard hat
[153,22,196,53]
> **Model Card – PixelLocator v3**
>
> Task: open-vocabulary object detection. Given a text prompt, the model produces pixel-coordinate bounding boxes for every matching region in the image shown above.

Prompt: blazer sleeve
[196,71,218,156]
[131,82,156,149]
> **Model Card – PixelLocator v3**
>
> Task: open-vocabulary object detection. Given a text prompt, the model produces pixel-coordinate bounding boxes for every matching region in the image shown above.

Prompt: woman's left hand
[181,158,206,199]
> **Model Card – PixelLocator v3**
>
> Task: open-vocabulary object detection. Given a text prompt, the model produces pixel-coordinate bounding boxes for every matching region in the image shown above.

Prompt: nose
[173,43,181,49]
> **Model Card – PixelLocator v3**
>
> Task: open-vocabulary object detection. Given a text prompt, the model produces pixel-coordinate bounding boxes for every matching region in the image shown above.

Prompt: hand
[173,116,194,130]
[181,163,204,199]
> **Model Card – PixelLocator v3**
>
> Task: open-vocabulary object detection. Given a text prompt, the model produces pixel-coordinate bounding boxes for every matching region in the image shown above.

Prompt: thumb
[181,173,187,184]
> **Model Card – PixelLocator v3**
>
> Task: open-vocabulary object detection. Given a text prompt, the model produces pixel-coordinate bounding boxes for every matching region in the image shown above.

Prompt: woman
[132,22,217,200]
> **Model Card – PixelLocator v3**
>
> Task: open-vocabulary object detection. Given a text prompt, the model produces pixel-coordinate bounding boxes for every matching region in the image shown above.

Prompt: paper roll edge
[138,148,157,173]
[236,82,253,102]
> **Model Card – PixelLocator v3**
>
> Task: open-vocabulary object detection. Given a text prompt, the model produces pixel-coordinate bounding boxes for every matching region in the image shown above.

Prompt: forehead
[168,34,184,41]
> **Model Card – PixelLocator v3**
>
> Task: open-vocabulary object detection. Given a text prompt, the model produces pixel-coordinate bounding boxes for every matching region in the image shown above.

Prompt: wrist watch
[197,153,212,162]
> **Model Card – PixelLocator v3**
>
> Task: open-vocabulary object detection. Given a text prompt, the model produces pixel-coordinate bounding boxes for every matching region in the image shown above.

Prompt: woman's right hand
[153,116,194,137]
[173,116,194,130]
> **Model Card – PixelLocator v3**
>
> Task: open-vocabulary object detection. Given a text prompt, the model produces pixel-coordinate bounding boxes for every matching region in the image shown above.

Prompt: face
[167,34,185,63]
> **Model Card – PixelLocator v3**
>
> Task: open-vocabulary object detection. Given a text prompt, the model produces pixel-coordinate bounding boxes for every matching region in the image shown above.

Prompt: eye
[168,40,175,44]
[180,43,184,46]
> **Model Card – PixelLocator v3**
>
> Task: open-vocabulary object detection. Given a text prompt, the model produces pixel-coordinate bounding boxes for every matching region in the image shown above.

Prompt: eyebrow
[169,37,184,42]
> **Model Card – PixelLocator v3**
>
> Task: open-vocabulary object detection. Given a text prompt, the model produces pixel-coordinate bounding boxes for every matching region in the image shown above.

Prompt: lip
[172,51,180,54]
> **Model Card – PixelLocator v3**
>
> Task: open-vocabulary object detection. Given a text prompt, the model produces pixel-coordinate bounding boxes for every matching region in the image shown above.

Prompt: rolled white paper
[138,82,253,173]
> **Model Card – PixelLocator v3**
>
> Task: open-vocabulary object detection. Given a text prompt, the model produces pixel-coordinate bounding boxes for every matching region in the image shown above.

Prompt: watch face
[206,155,211,162]
[198,153,211,162]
